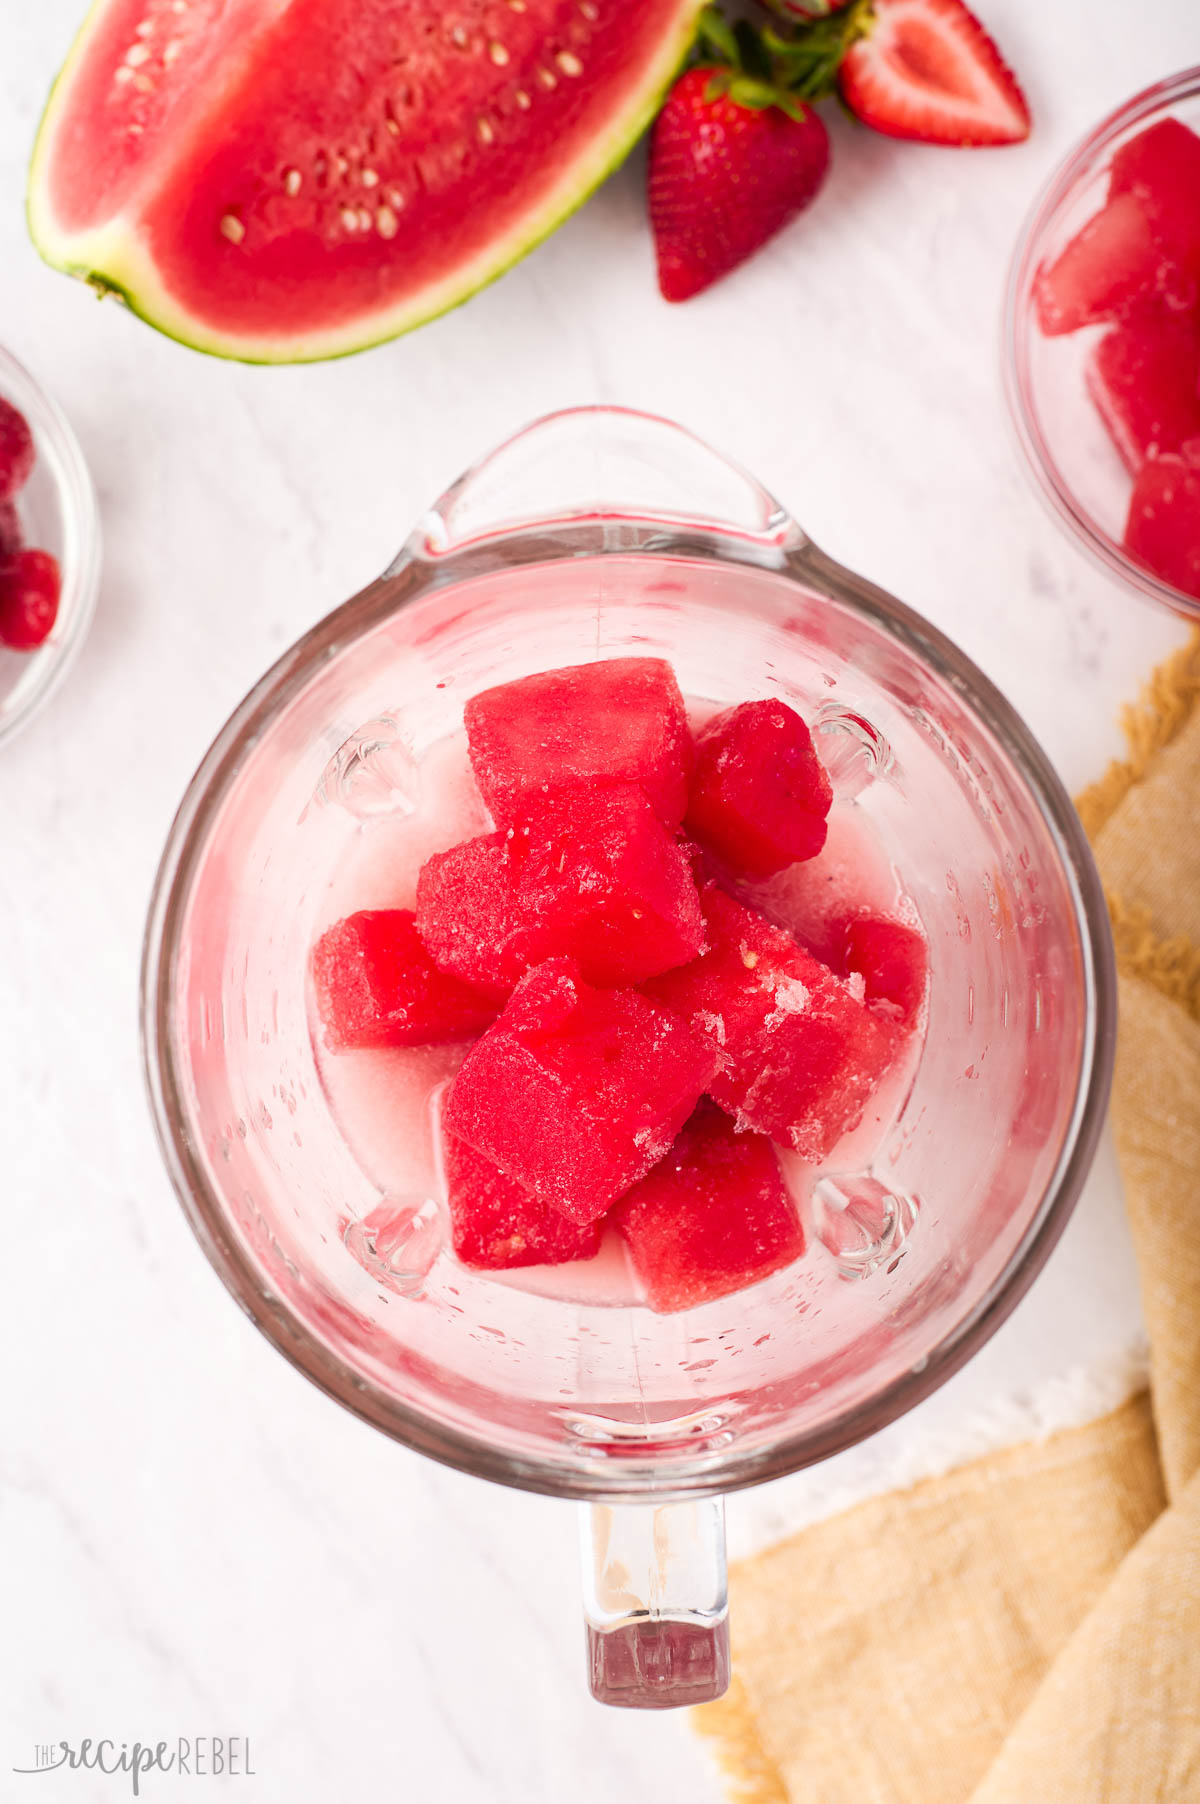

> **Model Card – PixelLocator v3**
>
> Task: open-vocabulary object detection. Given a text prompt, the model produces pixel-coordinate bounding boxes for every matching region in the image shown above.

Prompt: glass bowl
[0,346,101,747]
[1004,67,1200,620]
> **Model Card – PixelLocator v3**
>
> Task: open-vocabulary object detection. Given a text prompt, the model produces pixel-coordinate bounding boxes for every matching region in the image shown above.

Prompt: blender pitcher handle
[418,405,797,556]
[580,1498,731,1709]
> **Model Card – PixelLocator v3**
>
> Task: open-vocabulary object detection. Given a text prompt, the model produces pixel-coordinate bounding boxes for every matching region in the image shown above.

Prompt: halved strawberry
[839,0,1030,146]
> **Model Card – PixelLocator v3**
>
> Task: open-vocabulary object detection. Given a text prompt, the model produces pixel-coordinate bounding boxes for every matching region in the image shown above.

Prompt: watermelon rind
[28,0,705,364]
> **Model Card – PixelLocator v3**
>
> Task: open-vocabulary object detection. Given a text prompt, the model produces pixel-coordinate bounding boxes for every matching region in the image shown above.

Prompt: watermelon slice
[443,956,716,1222]
[614,1101,804,1313]
[28,0,705,362]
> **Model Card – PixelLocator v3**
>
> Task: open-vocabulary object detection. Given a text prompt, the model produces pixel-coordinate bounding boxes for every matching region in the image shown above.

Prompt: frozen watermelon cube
[1034,192,1186,337]
[310,909,502,1050]
[1086,314,1200,474]
[443,1134,603,1270]
[684,699,832,877]
[1124,447,1200,601]
[840,914,928,1030]
[444,957,717,1223]
[645,885,894,1161]
[414,832,522,992]
[614,1101,804,1313]
[464,657,693,826]
[416,785,705,989]
[1109,117,1200,292]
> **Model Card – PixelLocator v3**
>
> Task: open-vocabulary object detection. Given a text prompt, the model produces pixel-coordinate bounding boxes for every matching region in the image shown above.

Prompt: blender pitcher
[142,407,1115,1709]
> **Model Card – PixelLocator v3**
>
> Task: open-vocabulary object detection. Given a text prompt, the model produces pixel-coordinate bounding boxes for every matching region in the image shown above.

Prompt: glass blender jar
[142,407,1114,1708]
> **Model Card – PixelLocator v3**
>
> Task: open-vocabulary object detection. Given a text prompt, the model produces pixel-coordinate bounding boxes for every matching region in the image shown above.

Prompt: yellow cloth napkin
[695,631,1200,1804]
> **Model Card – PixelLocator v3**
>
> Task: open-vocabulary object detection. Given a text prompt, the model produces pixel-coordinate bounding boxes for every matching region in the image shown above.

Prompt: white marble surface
[3,2,1195,1798]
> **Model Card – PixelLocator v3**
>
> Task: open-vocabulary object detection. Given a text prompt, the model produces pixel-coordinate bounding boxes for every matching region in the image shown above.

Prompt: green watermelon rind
[28,1,705,365]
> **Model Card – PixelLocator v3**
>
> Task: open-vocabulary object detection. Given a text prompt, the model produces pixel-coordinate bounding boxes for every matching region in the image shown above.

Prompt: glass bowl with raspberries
[0,346,100,745]
[142,408,1114,1709]
[1005,68,1200,616]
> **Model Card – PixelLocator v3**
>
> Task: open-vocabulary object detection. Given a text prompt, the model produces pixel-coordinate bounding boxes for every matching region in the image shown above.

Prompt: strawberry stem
[693,0,874,107]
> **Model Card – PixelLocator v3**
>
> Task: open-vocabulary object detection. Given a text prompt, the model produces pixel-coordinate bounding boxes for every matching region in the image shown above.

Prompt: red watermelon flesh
[443,1134,603,1269]
[1086,315,1200,476]
[645,885,894,1161]
[839,914,928,1030]
[311,908,502,1049]
[464,658,693,827]
[614,1101,804,1313]
[684,699,832,877]
[416,784,705,990]
[1123,448,1200,601]
[29,0,705,362]
[1034,192,1184,337]
[443,956,717,1223]
[1108,118,1200,295]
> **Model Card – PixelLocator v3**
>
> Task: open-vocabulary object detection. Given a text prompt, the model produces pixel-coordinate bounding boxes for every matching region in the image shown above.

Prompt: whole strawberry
[649,41,830,302]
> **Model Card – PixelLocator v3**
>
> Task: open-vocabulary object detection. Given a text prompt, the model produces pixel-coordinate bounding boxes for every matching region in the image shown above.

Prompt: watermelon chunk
[840,914,928,1030]
[444,957,717,1222]
[310,909,501,1050]
[1123,449,1200,601]
[1109,117,1200,295]
[416,785,705,989]
[1086,315,1200,475]
[684,699,832,877]
[443,1135,603,1270]
[464,658,693,827]
[28,0,705,363]
[614,1101,804,1312]
[1034,192,1185,337]
[645,885,894,1161]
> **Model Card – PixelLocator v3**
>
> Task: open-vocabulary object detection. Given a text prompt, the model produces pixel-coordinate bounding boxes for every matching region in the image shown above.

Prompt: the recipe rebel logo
[12,1737,256,1794]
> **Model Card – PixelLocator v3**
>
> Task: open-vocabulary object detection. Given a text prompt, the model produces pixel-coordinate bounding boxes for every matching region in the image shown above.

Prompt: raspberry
[0,549,61,651]
[0,399,35,504]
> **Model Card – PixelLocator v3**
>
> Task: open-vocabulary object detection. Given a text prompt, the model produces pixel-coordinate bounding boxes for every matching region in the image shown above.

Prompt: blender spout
[580,1497,730,1709]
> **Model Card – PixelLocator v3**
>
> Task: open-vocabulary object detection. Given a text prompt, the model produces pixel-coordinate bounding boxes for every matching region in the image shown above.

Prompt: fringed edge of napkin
[694,1676,790,1804]
[1076,629,1200,840]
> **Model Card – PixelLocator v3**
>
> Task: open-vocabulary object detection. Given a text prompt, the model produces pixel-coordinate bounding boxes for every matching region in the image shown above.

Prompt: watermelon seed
[376,206,399,239]
[114,64,134,85]
[356,207,372,230]
[580,0,599,16]
[163,39,182,64]
[489,41,510,66]
[385,116,400,136]
[477,118,494,144]
[515,88,531,108]
[557,50,584,75]
[508,0,527,11]
[451,24,469,47]
[340,206,360,232]
[284,168,301,195]
[219,213,245,244]
[361,167,379,186]
[124,42,150,67]
[537,65,557,88]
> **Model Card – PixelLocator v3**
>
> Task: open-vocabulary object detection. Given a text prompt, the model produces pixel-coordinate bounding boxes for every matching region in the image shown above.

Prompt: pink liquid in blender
[310,705,925,1310]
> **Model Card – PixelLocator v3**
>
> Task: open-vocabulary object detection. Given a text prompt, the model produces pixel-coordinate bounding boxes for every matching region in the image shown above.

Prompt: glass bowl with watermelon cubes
[1005,68,1200,615]
[0,346,101,745]
[142,407,1114,1709]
